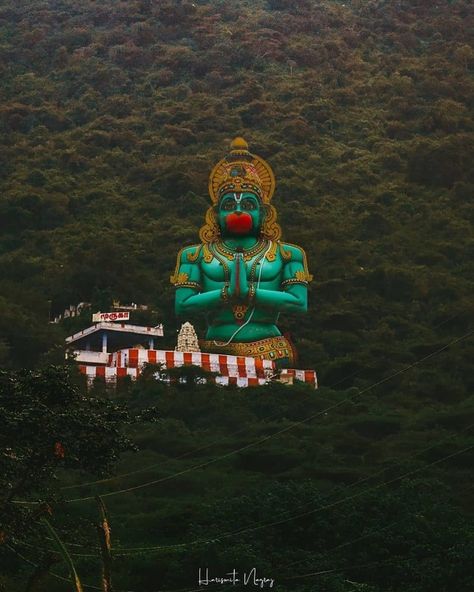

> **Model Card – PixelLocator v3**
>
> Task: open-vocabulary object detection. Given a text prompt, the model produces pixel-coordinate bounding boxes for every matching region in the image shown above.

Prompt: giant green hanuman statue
[170,138,312,367]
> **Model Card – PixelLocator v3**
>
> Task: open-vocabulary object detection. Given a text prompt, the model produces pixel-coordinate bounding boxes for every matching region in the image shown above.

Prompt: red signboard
[92,311,130,323]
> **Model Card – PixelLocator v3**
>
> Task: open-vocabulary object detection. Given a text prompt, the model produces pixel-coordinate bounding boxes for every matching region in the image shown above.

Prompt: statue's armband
[170,246,202,291]
[280,244,313,290]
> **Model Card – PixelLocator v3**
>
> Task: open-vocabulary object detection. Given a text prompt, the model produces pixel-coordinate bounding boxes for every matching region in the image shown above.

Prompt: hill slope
[0,0,472,386]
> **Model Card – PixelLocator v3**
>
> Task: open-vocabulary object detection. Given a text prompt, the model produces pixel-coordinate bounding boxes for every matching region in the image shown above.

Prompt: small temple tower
[176,322,200,352]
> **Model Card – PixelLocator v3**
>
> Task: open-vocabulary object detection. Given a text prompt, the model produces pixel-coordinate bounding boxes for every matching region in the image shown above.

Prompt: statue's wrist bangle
[248,282,256,304]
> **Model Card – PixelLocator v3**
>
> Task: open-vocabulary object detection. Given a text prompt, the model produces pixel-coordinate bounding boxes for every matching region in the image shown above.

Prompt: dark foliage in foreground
[2,377,472,591]
[0,366,158,565]
[0,0,472,392]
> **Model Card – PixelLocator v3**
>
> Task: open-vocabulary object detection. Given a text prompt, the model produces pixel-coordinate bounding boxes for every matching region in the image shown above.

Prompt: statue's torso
[201,245,284,341]
[172,239,310,345]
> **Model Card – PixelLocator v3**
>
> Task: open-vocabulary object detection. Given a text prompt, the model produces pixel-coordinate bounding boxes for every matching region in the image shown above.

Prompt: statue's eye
[242,199,256,211]
[222,200,235,211]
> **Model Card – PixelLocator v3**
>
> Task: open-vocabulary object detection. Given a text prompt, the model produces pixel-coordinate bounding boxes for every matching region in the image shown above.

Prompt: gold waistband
[199,335,295,364]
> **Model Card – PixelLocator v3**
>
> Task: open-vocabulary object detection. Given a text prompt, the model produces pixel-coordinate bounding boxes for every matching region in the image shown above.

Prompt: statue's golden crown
[208,137,276,205]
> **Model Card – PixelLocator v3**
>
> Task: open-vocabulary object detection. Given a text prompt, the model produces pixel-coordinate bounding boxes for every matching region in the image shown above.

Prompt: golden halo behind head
[209,137,276,205]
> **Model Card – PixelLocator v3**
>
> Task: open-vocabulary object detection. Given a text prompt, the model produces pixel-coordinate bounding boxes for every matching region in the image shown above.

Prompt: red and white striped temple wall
[77,348,317,389]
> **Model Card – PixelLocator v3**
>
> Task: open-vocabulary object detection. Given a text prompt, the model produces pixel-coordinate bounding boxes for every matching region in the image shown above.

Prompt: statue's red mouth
[226,212,253,234]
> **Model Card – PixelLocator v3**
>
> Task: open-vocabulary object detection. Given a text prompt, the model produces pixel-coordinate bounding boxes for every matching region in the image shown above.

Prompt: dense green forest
[0,0,473,590]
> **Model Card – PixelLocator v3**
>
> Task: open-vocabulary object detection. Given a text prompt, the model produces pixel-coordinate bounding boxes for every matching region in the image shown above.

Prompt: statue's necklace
[214,237,267,262]
[210,239,269,286]
[210,244,231,284]
[210,240,269,324]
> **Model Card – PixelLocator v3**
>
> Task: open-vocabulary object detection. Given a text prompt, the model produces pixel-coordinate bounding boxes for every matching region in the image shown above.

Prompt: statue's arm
[255,283,307,313]
[176,283,223,315]
[170,246,223,315]
[254,244,312,313]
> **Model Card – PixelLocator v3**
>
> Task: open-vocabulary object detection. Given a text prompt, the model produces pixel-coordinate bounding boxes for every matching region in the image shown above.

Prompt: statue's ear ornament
[199,206,220,244]
[261,204,282,242]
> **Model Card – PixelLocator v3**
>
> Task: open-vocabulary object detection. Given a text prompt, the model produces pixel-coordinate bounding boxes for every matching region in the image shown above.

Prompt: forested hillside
[0,0,473,380]
[0,1,473,590]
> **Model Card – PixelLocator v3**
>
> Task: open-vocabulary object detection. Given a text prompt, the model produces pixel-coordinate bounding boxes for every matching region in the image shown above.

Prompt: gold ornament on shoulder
[186,245,202,262]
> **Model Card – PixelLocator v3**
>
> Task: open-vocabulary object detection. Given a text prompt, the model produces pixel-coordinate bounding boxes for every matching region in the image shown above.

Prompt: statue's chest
[201,256,282,284]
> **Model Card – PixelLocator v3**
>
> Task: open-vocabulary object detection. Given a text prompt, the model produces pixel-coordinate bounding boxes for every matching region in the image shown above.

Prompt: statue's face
[217,192,263,237]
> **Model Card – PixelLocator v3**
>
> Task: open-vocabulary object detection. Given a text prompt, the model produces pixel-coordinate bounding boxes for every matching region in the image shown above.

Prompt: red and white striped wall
[279,369,318,388]
[108,349,275,378]
[78,365,270,388]
[215,376,269,387]
[78,348,317,389]
[80,365,140,381]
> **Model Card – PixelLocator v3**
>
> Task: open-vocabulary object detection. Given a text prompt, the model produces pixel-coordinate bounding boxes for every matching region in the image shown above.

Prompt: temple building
[176,322,200,352]
[65,318,317,388]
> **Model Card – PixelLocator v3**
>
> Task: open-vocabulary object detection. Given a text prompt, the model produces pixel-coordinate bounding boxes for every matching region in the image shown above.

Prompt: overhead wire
[283,556,416,581]
[278,479,474,573]
[60,393,338,491]
[12,476,473,591]
[5,544,109,592]
[55,310,471,492]
[9,421,473,561]
[104,440,474,556]
[14,312,469,502]
[6,518,469,592]
[7,322,472,572]
[5,349,471,592]
[6,543,224,592]
[228,478,474,588]
[280,488,474,587]
[20,427,471,559]
[56,327,474,504]
[7,405,473,584]
[220,443,474,538]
